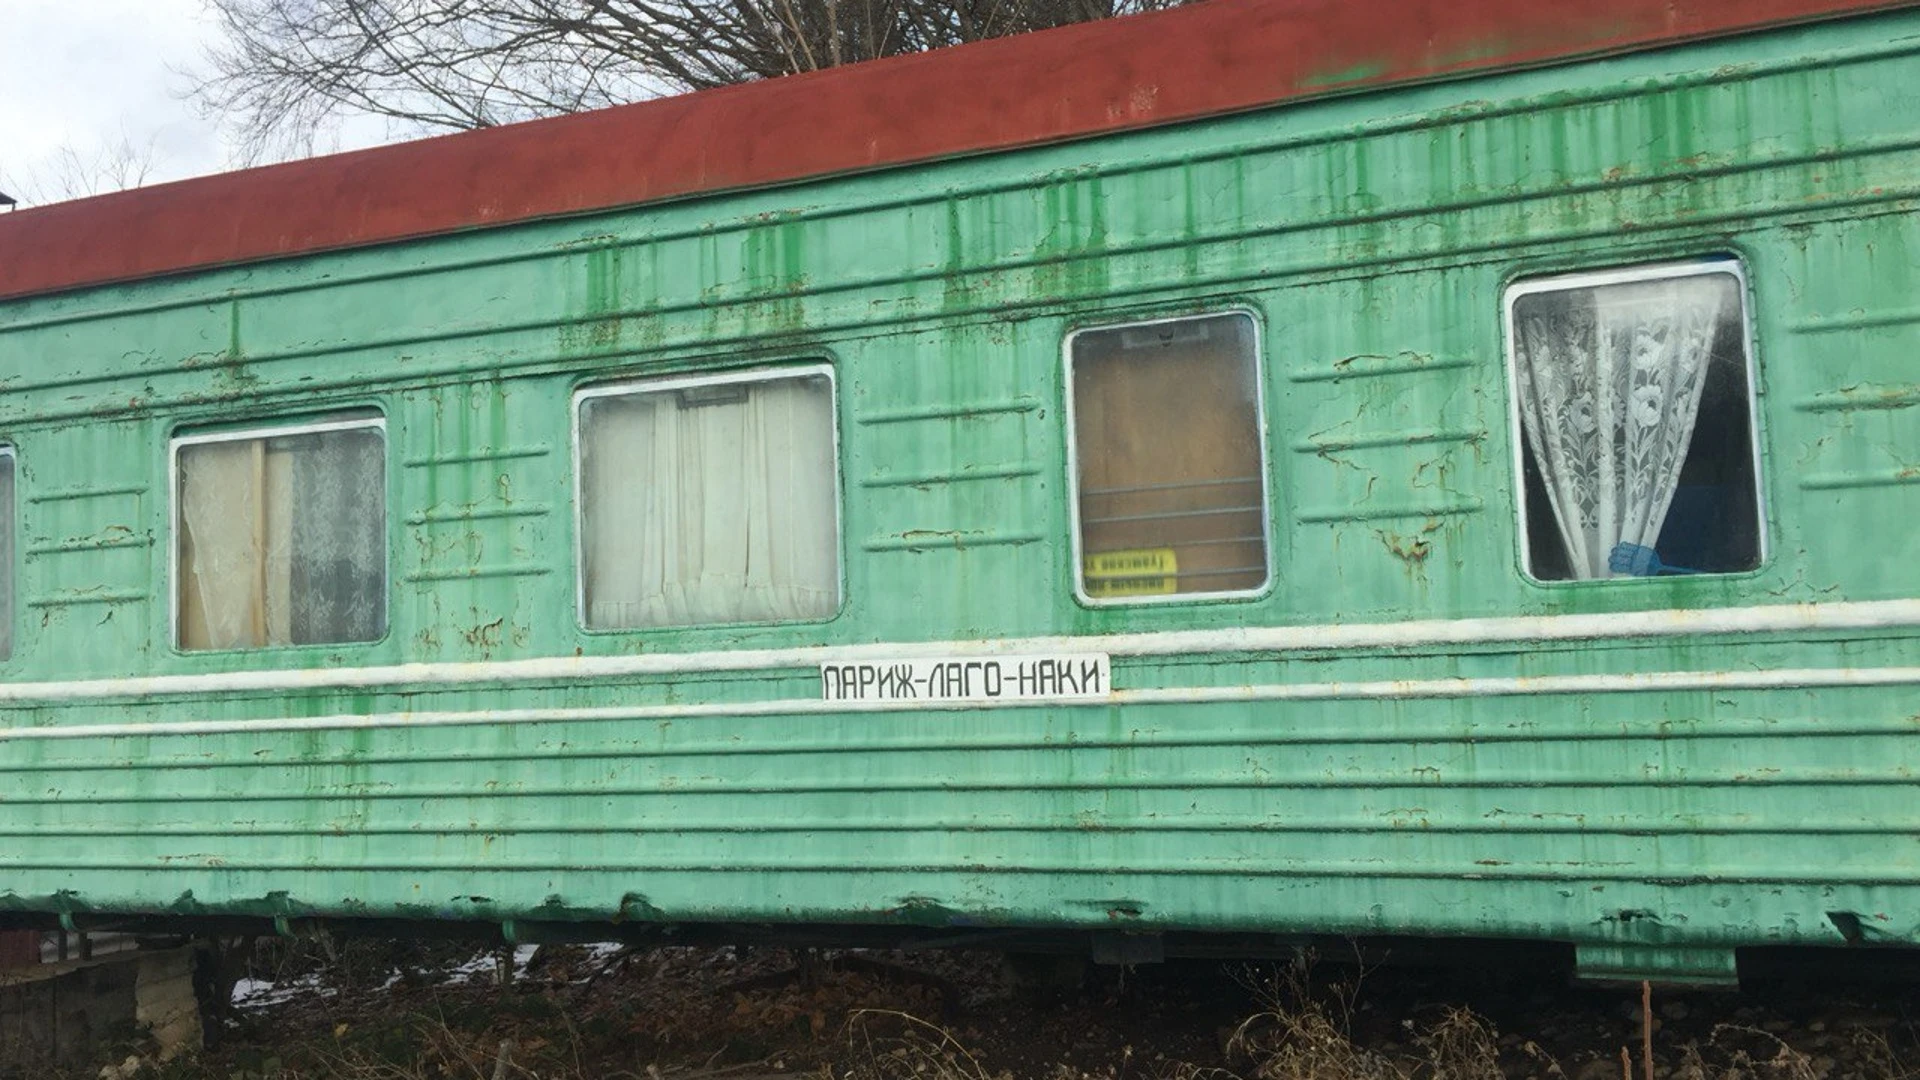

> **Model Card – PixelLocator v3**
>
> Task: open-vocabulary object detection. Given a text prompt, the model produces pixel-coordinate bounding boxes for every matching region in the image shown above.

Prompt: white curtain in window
[1512,275,1725,579]
[178,440,294,649]
[177,428,385,649]
[581,376,838,629]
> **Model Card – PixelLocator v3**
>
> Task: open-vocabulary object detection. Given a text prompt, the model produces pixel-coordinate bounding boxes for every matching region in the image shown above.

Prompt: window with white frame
[0,448,13,660]
[173,415,387,650]
[1506,259,1764,581]
[576,367,840,630]
[1068,312,1270,602]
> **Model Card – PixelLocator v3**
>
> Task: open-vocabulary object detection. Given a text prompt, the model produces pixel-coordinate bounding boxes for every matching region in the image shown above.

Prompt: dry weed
[1850,1028,1920,1080]
[1412,1006,1502,1080]
[838,1008,1008,1080]
[1223,956,1516,1080]
[1227,1002,1404,1079]
[1671,1024,1822,1080]
[1226,956,1397,1080]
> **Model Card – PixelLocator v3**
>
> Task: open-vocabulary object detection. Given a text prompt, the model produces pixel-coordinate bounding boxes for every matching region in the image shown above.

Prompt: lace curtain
[1512,274,1727,579]
[288,432,388,643]
[580,375,838,629]
[177,427,386,649]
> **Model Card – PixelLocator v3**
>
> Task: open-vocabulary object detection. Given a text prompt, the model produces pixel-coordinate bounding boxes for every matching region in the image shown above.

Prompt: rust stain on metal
[1376,521,1441,564]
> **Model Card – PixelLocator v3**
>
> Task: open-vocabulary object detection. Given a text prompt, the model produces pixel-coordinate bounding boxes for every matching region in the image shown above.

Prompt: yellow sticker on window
[1084,548,1178,598]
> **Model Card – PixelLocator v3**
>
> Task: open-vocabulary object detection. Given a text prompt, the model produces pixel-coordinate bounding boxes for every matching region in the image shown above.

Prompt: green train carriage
[1,0,1917,986]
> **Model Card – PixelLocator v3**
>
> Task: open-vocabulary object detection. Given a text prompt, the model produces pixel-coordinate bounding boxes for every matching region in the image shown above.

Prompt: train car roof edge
[1,0,1913,301]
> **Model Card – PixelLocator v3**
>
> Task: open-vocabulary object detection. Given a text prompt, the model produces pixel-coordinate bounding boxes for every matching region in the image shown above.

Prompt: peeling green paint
[0,15,1916,981]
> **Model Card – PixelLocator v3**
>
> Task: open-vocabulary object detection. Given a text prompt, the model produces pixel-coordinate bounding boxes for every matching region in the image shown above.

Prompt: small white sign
[820,654,1111,703]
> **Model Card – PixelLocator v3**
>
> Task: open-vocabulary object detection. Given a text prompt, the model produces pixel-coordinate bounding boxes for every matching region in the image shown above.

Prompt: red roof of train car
[0,0,1910,300]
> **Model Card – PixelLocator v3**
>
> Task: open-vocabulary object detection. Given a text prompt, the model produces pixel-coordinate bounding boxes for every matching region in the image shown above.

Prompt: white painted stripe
[5,664,1917,741]
[0,596,1915,706]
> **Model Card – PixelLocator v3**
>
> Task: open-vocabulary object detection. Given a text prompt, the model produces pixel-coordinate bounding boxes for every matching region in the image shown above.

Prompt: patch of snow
[231,972,335,1009]
[230,941,632,1006]
[582,941,626,961]
[443,950,501,985]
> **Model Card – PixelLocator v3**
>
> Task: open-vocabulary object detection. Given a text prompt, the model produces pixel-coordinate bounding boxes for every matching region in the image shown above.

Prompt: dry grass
[1850,1028,1920,1080]
[840,1009,1007,1080]
[142,1008,619,1080]
[680,953,1920,1080]
[835,989,1520,1080]
[25,941,1920,1080]
[1220,957,1512,1080]
[1670,1025,1822,1080]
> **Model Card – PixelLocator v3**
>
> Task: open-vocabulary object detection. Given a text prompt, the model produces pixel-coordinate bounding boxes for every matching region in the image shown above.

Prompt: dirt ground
[54,940,1920,1080]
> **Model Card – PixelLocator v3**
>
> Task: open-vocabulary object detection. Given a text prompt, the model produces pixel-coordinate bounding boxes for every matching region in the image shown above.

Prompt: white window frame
[1063,309,1274,607]
[571,363,845,631]
[168,415,391,650]
[1502,257,1768,583]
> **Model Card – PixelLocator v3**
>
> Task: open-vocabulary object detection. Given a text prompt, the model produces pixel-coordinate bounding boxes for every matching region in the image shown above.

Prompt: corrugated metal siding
[0,13,1916,963]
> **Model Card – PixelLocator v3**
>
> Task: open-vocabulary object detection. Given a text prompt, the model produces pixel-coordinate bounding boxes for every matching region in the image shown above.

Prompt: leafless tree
[1,134,161,207]
[192,0,1195,162]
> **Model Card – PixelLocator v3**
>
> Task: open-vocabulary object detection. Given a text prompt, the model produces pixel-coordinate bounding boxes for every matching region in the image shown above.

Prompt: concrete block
[0,946,202,1073]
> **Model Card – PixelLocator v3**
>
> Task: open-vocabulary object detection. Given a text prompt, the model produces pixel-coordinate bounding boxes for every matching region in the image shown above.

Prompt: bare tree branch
[2,134,162,206]
[190,0,1197,162]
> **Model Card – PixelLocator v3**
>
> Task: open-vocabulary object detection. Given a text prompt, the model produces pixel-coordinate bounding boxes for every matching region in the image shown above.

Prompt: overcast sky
[0,0,389,204]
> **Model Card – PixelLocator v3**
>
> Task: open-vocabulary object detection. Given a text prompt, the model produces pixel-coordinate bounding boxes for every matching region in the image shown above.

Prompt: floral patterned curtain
[1512,274,1726,579]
